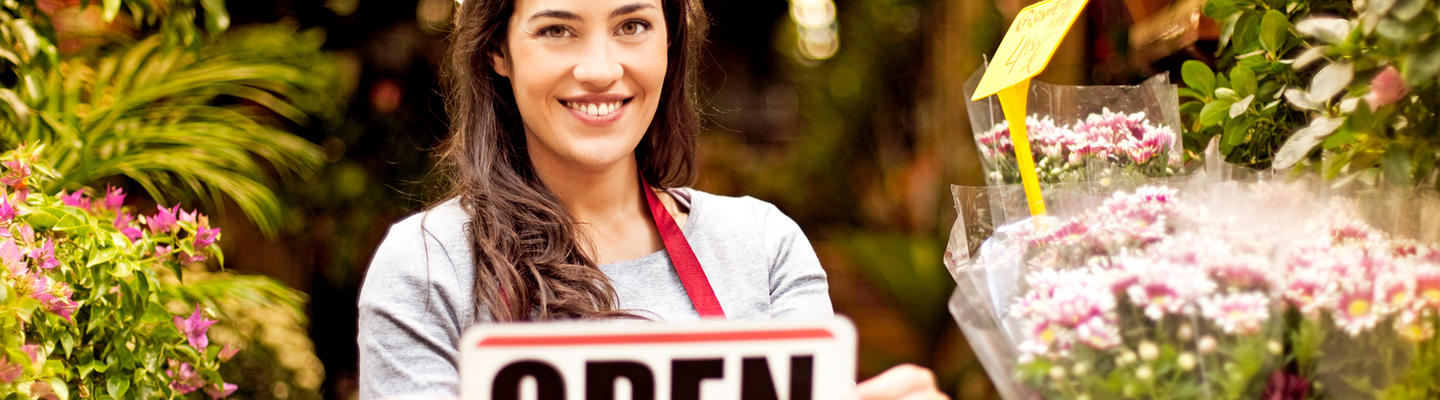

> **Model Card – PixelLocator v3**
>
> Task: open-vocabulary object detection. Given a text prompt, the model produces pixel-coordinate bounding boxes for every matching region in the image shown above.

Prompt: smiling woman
[355,0,945,398]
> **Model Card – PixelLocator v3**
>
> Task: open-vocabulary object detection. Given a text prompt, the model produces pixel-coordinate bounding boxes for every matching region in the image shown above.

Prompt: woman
[357,0,947,398]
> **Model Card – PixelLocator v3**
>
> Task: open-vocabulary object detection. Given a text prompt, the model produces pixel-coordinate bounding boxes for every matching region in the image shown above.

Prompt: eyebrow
[526,3,658,22]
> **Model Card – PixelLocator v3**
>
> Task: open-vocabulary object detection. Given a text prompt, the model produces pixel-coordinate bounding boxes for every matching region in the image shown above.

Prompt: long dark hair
[438,0,708,321]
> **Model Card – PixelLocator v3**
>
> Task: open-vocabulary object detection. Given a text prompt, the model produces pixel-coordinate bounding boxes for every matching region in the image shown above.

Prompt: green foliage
[0,0,329,235]
[1184,0,1440,188]
[0,145,292,398]
[1180,0,1349,167]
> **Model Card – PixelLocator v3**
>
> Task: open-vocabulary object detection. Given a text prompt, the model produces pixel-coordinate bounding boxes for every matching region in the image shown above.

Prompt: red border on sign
[478,328,835,348]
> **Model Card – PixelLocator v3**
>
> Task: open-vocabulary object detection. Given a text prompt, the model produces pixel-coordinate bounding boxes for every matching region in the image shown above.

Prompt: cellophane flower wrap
[964,64,1184,187]
[945,155,1440,398]
[0,146,240,398]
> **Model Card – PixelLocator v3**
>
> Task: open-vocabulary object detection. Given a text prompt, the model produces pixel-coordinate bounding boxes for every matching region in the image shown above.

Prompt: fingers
[855,364,949,400]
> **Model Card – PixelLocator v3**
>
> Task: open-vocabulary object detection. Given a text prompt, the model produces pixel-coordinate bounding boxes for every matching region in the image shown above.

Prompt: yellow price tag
[970,0,1089,217]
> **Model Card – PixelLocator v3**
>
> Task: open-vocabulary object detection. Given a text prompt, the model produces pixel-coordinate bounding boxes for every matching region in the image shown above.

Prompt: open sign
[459,318,856,400]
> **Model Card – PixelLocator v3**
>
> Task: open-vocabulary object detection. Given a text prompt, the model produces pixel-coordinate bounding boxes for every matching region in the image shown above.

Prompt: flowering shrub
[0,146,238,398]
[975,109,1178,185]
[981,185,1440,399]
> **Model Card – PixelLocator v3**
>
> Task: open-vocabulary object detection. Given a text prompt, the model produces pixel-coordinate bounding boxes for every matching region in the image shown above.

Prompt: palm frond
[3,20,329,235]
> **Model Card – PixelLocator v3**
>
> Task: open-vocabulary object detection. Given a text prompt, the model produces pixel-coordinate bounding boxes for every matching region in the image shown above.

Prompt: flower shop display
[0,146,240,398]
[948,171,1440,399]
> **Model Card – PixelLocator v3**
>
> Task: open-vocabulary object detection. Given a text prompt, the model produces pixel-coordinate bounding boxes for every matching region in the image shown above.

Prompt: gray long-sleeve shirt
[356,188,833,399]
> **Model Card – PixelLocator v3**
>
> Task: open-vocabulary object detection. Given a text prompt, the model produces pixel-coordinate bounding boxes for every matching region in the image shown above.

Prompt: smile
[562,100,629,117]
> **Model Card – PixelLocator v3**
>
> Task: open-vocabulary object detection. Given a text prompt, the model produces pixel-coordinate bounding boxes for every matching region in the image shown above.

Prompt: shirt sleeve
[357,215,471,400]
[759,202,835,318]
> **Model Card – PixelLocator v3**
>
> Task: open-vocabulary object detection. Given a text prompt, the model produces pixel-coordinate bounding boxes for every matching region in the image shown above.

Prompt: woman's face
[494,0,669,174]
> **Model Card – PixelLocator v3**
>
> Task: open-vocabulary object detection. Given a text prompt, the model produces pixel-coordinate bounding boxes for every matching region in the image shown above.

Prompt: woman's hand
[852,364,949,400]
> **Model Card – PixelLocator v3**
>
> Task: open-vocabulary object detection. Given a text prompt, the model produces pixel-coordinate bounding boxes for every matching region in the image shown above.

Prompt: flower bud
[1139,340,1159,361]
[1072,362,1090,377]
[1049,365,1067,380]
[1119,350,1137,366]
[1136,365,1154,381]
[1268,340,1283,355]
[1178,352,1196,371]
[1198,336,1217,354]
[1178,323,1194,341]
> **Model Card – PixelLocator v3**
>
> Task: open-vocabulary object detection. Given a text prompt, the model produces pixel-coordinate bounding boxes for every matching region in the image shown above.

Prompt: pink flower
[1,159,30,188]
[174,304,217,350]
[27,273,77,321]
[167,360,204,394]
[0,356,20,383]
[114,211,144,243]
[1200,292,1272,335]
[179,251,207,264]
[194,226,220,250]
[218,345,239,362]
[180,208,198,224]
[29,381,58,400]
[148,205,179,234]
[1365,65,1407,111]
[102,186,125,213]
[1416,267,1440,308]
[1116,258,1215,320]
[0,239,21,269]
[59,190,90,210]
[28,239,59,270]
[205,383,238,399]
[0,197,14,222]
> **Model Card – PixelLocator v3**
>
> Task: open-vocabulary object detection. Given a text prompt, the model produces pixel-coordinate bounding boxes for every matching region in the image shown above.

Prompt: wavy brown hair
[438,0,708,321]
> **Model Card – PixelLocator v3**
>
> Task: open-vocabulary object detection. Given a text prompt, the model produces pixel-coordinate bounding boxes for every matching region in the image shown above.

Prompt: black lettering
[740,356,814,400]
[492,360,565,400]
[671,358,724,400]
[740,357,780,400]
[789,356,814,400]
[586,361,655,400]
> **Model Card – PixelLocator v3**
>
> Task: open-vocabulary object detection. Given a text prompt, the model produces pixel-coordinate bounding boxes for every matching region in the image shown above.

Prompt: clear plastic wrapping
[946,156,1440,399]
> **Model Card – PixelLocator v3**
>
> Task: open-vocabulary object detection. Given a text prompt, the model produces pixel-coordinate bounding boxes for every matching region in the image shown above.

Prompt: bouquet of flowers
[946,164,1440,399]
[964,66,1184,187]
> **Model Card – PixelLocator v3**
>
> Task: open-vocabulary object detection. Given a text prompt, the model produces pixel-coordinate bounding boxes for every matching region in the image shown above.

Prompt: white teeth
[565,101,623,117]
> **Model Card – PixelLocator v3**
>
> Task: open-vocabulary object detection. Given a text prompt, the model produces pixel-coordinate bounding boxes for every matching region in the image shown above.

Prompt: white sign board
[460,318,856,400]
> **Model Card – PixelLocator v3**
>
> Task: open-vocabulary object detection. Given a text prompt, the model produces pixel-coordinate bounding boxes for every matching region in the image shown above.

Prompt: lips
[561,100,626,117]
[558,96,633,125]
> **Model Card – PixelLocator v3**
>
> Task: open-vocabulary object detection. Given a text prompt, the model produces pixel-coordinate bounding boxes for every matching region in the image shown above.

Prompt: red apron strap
[641,176,726,318]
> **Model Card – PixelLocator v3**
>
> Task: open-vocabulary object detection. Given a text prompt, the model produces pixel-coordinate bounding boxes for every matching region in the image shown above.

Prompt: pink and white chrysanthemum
[1199,292,1272,335]
[1333,282,1383,336]
[1116,258,1215,320]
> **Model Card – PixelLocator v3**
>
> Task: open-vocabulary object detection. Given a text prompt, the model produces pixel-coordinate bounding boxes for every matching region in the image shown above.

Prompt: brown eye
[538,25,572,38]
[617,20,650,36]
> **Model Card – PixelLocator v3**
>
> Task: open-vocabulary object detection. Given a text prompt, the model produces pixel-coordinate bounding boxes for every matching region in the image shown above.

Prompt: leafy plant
[1182,0,1440,189]
[0,0,328,235]
[1178,0,1350,168]
[0,145,250,398]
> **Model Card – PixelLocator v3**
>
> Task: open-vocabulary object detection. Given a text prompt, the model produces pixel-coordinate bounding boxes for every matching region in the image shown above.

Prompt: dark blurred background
[194,0,1216,398]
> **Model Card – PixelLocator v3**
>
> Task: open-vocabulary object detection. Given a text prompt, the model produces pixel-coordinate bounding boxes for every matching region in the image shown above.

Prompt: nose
[572,39,623,88]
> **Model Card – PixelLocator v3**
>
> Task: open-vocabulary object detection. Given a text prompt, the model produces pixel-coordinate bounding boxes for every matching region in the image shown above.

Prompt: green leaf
[102,0,121,22]
[106,374,129,399]
[1401,37,1440,87]
[1382,145,1414,186]
[1222,117,1256,154]
[35,377,69,400]
[1181,60,1216,96]
[1229,66,1257,97]
[1391,0,1426,21]
[1259,10,1291,55]
[1202,0,1239,19]
[1322,129,1357,149]
[24,208,61,229]
[1200,99,1235,127]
